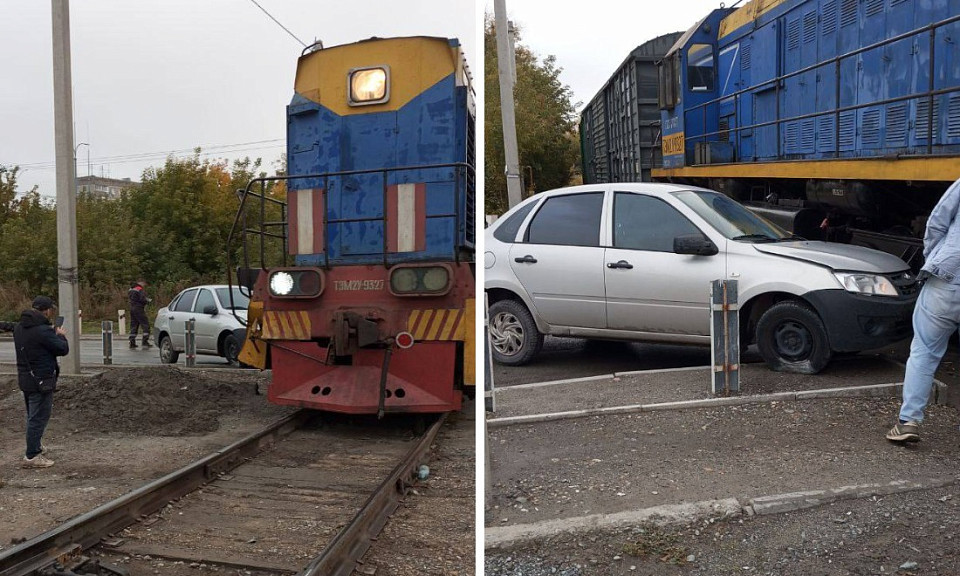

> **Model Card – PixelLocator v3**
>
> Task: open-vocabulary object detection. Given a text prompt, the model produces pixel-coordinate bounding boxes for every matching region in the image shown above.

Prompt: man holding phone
[13,296,68,468]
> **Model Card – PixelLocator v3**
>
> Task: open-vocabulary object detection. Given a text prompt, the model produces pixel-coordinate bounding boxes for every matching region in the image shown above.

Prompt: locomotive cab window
[348,66,390,106]
[687,44,715,92]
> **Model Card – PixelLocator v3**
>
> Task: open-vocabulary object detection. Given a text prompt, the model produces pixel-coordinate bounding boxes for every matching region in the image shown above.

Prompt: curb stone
[485,477,959,549]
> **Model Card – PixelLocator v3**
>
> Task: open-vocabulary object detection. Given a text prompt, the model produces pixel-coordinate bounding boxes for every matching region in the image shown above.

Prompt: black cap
[32,296,55,311]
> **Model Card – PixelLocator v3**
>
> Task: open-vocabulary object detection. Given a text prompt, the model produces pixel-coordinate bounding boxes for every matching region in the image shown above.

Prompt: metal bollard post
[78,309,82,334]
[185,318,196,367]
[102,321,113,365]
[118,309,126,335]
[710,279,740,395]
[484,293,496,413]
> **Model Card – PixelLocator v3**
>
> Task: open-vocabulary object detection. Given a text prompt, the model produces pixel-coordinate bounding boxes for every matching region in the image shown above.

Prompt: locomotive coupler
[332,311,382,357]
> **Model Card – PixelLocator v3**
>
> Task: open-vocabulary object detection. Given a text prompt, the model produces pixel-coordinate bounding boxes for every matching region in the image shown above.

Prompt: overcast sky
[0,0,477,196]
[487,0,732,110]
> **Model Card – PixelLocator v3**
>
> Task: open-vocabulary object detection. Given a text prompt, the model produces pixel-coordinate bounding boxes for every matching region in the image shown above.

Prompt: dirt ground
[485,483,960,575]
[0,367,293,548]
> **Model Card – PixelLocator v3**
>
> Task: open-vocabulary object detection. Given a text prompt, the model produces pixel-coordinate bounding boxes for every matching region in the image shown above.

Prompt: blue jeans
[900,277,960,423]
[22,390,53,459]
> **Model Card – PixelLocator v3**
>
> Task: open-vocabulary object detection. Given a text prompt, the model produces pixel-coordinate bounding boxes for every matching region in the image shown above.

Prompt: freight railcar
[229,36,475,415]
[580,33,681,184]
[583,0,960,268]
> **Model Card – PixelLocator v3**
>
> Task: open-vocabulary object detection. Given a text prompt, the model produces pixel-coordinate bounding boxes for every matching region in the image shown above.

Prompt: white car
[485,183,918,374]
[153,285,250,366]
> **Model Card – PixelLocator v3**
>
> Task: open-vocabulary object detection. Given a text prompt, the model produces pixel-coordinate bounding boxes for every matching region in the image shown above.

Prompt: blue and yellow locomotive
[232,36,475,415]
[592,0,960,263]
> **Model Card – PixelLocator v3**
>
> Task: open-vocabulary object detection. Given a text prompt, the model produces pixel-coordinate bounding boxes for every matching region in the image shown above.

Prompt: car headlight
[268,269,324,298]
[389,266,452,296]
[270,272,294,296]
[349,66,389,105]
[833,272,899,297]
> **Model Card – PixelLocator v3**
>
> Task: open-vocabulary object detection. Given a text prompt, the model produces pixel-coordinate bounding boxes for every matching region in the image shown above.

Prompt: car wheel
[488,299,543,366]
[159,334,179,364]
[756,301,832,374]
[223,334,242,367]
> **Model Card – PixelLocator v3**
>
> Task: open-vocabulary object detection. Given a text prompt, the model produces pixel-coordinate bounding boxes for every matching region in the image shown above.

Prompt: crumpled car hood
[752,241,909,274]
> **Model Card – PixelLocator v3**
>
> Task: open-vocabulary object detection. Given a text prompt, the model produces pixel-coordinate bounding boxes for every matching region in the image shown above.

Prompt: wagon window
[687,44,715,92]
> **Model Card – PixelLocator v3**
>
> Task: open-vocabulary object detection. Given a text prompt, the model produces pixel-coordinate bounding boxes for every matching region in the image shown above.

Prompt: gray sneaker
[886,421,920,443]
[22,454,55,469]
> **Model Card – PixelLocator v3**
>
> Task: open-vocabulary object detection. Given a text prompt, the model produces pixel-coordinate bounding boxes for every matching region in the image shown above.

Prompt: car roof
[538,182,710,196]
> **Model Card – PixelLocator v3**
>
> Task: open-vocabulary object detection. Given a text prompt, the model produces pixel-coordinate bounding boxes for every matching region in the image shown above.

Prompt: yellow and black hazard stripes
[261,310,312,340]
[407,308,465,341]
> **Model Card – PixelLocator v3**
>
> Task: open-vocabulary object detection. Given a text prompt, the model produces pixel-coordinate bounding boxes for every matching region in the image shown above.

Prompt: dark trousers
[130,309,150,344]
[23,390,53,459]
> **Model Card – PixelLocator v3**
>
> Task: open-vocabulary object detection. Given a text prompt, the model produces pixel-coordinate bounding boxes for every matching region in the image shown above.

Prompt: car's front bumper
[804,289,917,352]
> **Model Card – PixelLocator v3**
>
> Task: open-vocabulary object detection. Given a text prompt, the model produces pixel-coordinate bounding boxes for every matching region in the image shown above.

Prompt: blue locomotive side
[659,0,960,175]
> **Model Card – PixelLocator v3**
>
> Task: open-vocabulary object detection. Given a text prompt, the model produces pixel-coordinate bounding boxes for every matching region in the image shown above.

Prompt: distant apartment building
[77,176,138,199]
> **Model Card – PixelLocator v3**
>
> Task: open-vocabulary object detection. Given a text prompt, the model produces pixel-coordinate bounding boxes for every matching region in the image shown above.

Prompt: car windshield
[673,190,791,242]
[215,287,250,310]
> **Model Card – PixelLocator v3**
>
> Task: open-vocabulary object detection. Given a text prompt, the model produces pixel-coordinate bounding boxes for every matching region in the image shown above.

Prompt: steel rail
[0,411,311,576]
[299,413,448,576]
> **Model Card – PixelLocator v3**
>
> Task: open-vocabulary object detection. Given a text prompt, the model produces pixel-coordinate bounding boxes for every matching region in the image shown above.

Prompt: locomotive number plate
[334,279,385,291]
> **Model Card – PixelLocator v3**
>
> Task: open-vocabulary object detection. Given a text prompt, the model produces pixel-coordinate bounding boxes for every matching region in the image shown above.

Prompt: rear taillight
[268,269,324,298]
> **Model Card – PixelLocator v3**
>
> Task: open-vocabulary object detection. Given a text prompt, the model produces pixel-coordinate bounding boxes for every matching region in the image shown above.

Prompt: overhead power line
[8,138,286,170]
[247,0,307,47]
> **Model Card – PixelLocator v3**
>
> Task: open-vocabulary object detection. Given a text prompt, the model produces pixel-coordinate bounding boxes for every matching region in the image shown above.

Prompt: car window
[215,287,250,310]
[614,192,702,252]
[525,192,604,247]
[194,289,216,313]
[673,190,788,241]
[173,289,198,312]
[493,201,536,243]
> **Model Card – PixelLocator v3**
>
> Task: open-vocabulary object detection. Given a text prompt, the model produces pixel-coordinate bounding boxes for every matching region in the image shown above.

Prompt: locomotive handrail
[225,162,475,324]
[674,12,960,160]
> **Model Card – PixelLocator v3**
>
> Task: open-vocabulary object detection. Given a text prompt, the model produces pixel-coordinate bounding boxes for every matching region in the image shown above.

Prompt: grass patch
[622,527,690,565]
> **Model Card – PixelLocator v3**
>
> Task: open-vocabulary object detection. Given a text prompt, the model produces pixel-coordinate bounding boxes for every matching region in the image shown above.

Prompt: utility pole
[51,0,81,375]
[494,0,524,209]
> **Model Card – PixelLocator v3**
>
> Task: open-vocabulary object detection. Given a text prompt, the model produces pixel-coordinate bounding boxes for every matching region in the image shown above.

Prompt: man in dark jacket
[128,279,152,349]
[14,296,68,468]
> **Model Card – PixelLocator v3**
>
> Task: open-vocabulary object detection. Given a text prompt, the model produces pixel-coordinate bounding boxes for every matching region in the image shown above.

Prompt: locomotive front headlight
[349,67,389,104]
[422,267,450,292]
[391,268,418,293]
[269,271,295,296]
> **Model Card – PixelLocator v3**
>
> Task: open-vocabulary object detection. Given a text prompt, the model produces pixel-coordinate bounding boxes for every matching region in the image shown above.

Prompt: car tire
[489,299,543,366]
[159,334,179,364]
[223,334,242,367]
[756,301,832,374]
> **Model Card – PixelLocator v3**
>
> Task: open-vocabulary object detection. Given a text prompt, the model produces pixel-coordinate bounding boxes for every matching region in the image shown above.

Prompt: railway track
[0,410,446,576]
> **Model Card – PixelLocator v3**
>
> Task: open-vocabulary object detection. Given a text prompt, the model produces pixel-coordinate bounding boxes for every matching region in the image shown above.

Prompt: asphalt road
[0,336,233,368]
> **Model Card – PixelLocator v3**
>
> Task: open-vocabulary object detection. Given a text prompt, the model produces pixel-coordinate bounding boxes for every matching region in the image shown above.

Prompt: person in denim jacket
[888,177,960,443]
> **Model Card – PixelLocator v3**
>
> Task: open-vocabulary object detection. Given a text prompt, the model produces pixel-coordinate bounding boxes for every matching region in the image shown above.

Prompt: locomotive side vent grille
[891,0,909,4]
[822,0,838,35]
[787,19,801,51]
[719,117,730,141]
[948,95,960,140]
[800,119,816,151]
[862,109,881,146]
[785,122,799,153]
[839,111,856,149]
[741,45,752,70]
[818,115,836,151]
[840,0,858,28]
[865,0,885,17]
[916,99,939,140]
[803,12,818,44]
[885,103,908,147]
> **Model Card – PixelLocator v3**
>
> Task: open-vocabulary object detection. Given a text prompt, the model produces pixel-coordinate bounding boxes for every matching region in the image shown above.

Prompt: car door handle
[607,260,634,270]
[514,255,538,264]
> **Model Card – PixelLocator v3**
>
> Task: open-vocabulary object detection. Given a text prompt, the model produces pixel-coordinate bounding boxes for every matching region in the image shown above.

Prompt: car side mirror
[674,234,718,256]
[203,305,218,315]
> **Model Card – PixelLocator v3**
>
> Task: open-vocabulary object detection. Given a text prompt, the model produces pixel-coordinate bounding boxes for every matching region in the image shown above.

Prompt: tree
[485,16,581,214]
